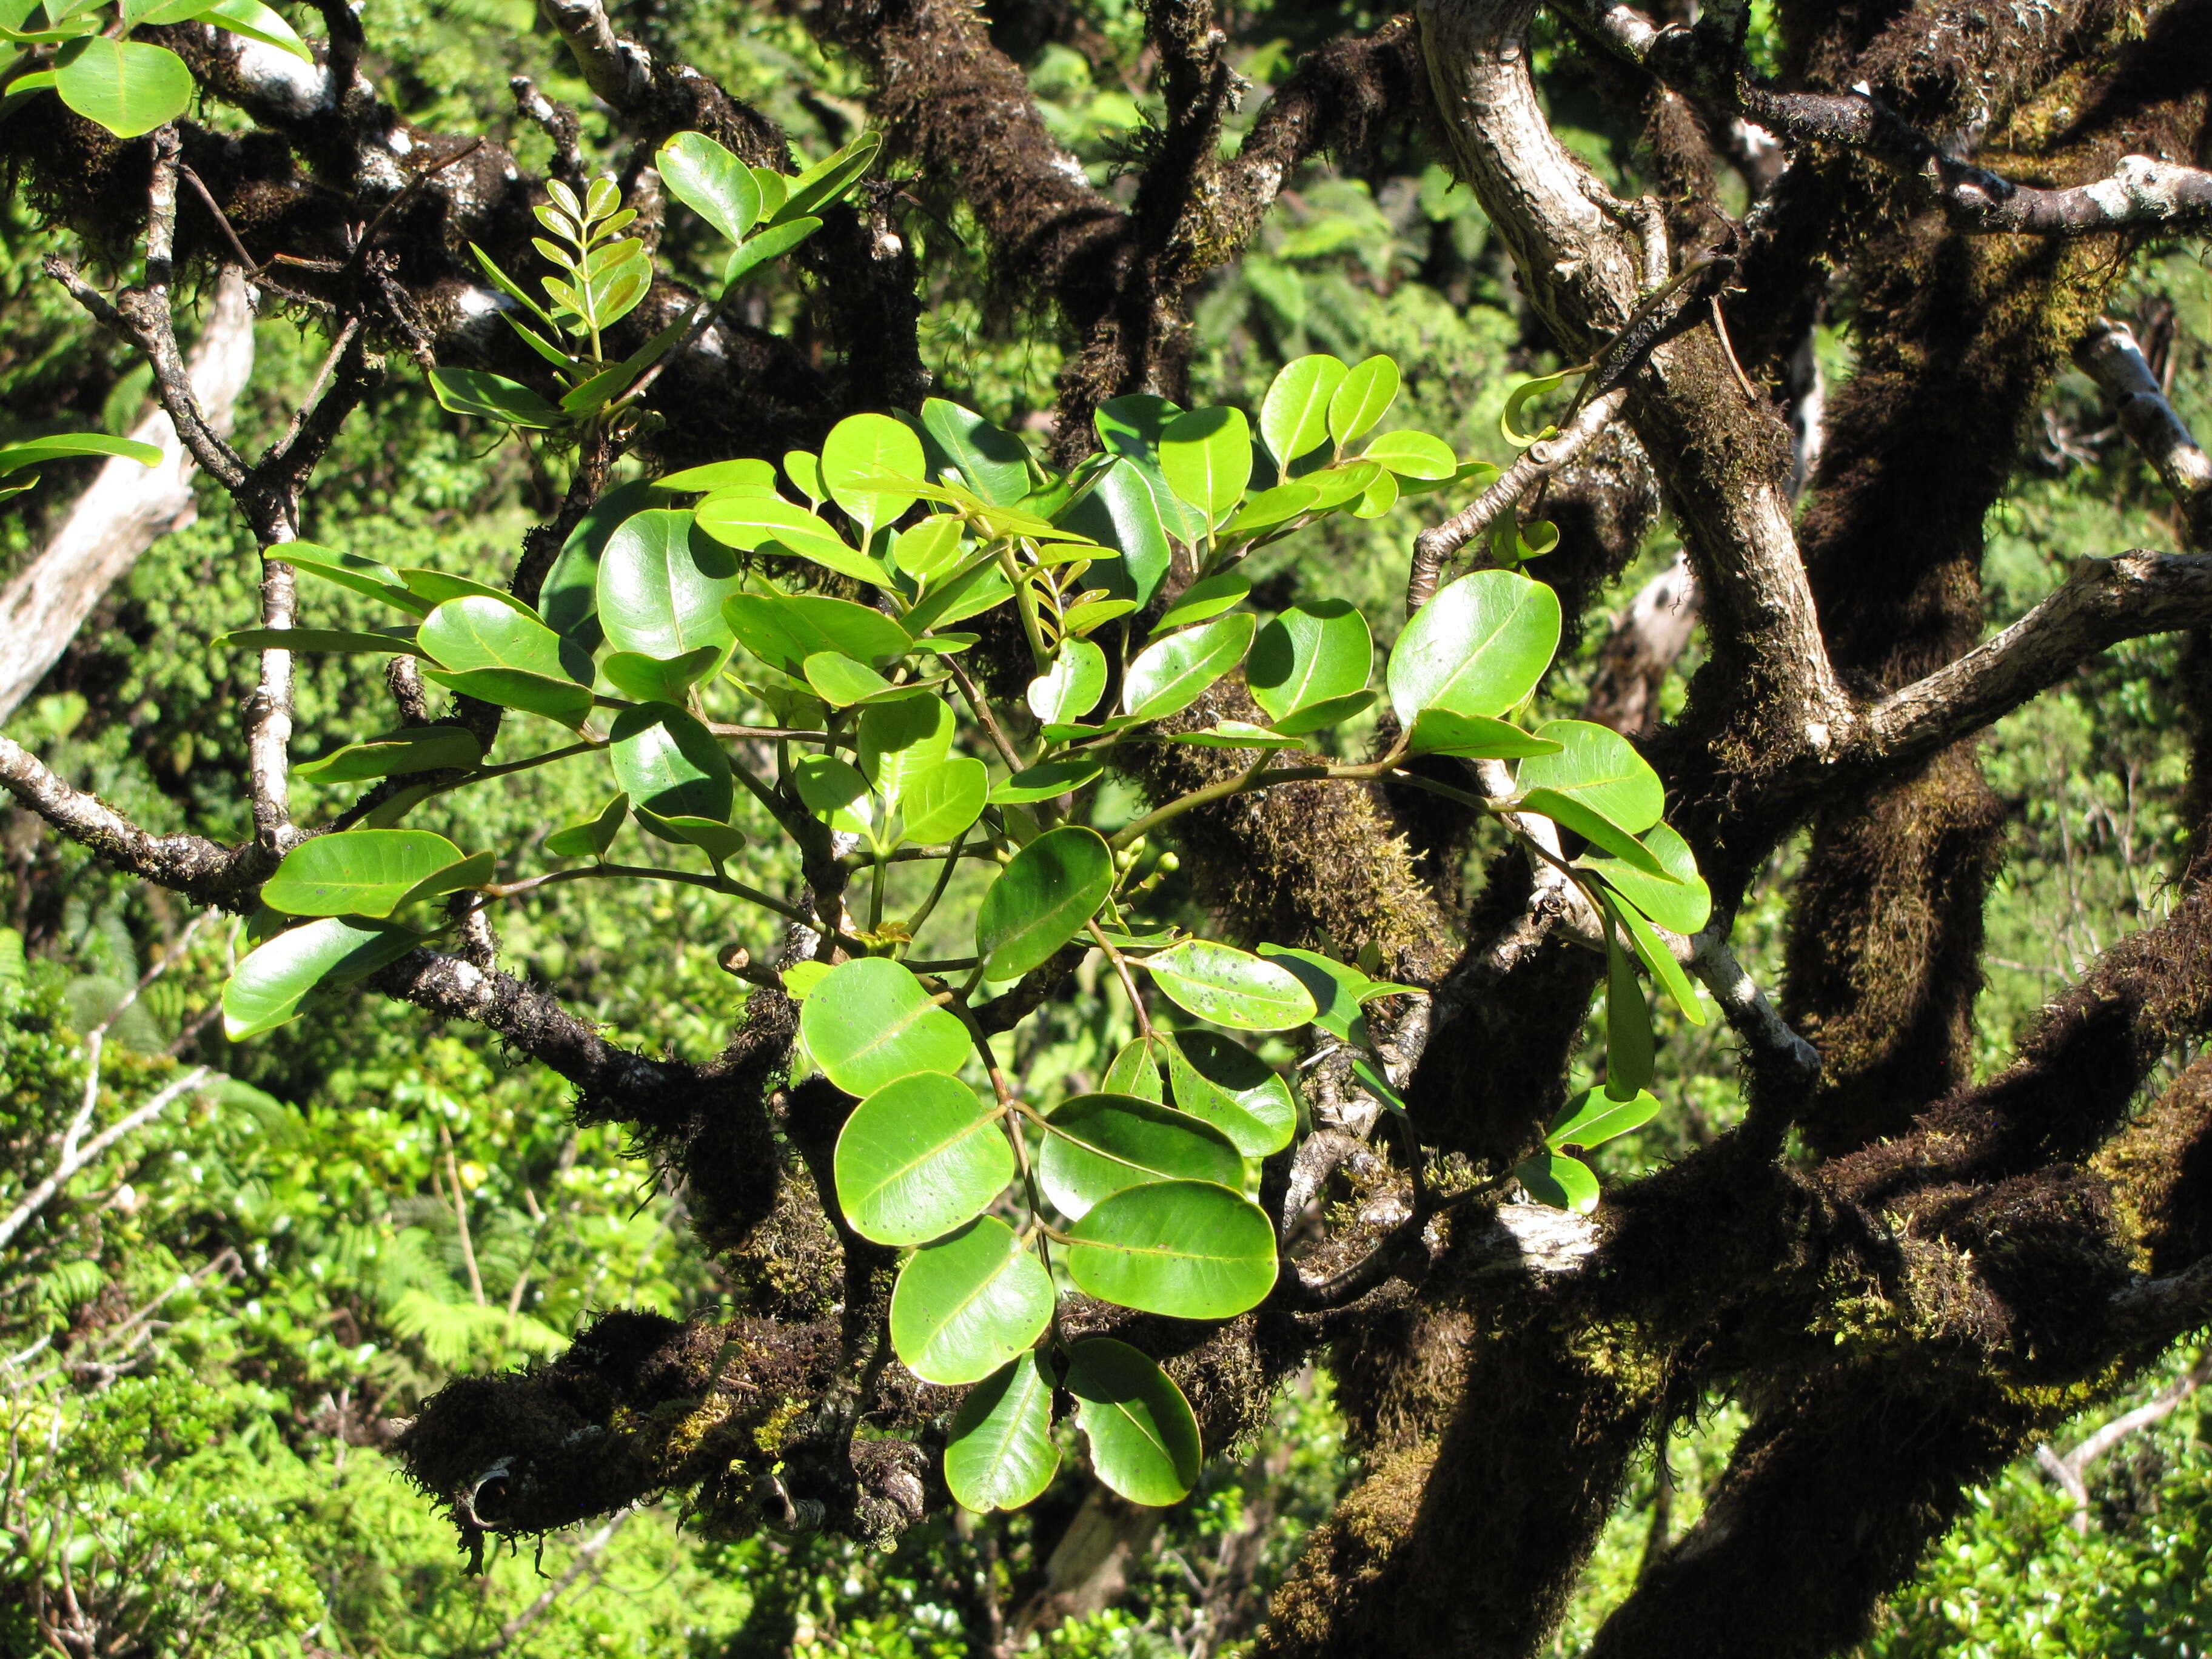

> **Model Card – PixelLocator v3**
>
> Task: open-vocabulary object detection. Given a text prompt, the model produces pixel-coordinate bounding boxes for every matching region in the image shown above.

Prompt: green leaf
[1259,354,1347,474]
[263,830,464,919]
[1122,612,1255,723]
[0,431,161,475]
[1516,787,1669,878]
[1061,597,1139,637]
[858,694,953,804]
[1142,940,1315,1032]
[1065,1338,1202,1506]
[893,515,967,583]
[722,216,821,287]
[608,702,734,825]
[400,568,534,611]
[1102,1036,1165,1102]
[1403,709,1561,759]
[833,1070,1011,1245]
[543,791,628,858]
[52,36,190,136]
[1502,367,1577,446]
[1153,572,1250,634]
[542,480,657,651]
[889,1217,1053,1384]
[1248,600,1370,725]
[801,957,973,1096]
[1219,481,1318,539]
[657,130,762,246]
[1604,919,1655,1100]
[1547,1084,1661,1151]
[389,849,495,912]
[775,129,882,223]
[1350,1054,1406,1114]
[1387,569,1561,722]
[791,754,873,837]
[722,590,910,672]
[295,726,481,783]
[216,627,425,657]
[695,493,891,588]
[802,651,900,708]
[1580,821,1711,936]
[426,367,561,429]
[1359,429,1458,480]
[1515,720,1664,834]
[596,508,740,663]
[222,917,421,1040]
[634,808,746,866]
[946,1352,1059,1513]
[655,458,777,494]
[1039,1092,1244,1219]
[1328,355,1400,446]
[602,645,722,704]
[919,400,1033,506]
[1514,1149,1600,1213]
[1159,406,1252,525]
[1164,721,1306,750]
[1162,1030,1297,1156]
[990,759,1103,805]
[418,595,587,683]
[193,0,313,59]
[1355,468,1399,518]
[1062,1181,1278,1319]
[821,411,925,542]
[782,960,830,1000]
[898,756,989,846]
[418,667,593,729]
[1598,886,1708,1027]
[1057,459,1175,607]
[1027,638,1107,726]
[976,826,1114,979]
[1269,689,1377,737]
[1253,945,1390,1045]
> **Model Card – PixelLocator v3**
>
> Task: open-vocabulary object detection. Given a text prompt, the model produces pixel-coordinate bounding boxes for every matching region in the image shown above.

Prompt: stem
[996,543,1052,673]
[869,854,887,934]
[1109,758,1385,851]
[481,860,819,930]
[1087,919,1154,1040]
[902,828,973,942]
[945,655,1026,774]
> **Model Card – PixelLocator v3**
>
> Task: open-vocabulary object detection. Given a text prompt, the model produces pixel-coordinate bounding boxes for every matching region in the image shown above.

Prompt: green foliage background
[4,0,2211,1651]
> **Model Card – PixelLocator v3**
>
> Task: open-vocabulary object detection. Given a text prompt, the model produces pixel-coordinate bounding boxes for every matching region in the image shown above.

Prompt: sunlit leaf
[1142,940,1315,1032]
[1062,1181,1278,1319]
[1065,1338,1202,1506]
[976,826,1114,979]
[833,1070,1011,1245]
[801,957,973,1096]
[890,1217,1053,1384]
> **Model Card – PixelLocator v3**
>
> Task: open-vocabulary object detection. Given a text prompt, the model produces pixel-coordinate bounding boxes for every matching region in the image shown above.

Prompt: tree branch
[2075,318,2212,551]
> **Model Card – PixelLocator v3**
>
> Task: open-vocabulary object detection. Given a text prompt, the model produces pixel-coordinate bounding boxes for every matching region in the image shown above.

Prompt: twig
[0,1068,213,1253]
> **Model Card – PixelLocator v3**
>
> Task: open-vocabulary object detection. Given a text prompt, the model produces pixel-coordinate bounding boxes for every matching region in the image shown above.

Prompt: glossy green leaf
[418,595,586,683]
[1403,709,1562,759]
[657,458,777,494]
[1516,720,1665,834]
[195,0,313,57]
[976,826,1114,979]
[1599,886,1708,1027]
[389,850,495,912]
[1065,1338,1201,1506]
[543,791,628,858]
[695,494,892,588]
[223,917,422,1041]
[791,754,873,836]
[634,808,746,866]
[1057,458,1175,606]
[782,960,831,1000]
[400,568,533,610]
[1061,597,1139,637]
[946,1352,1060,1513]
[216,627,424,657]
[898,756,989,846]
[418,667,593,729]
[722,590,911,672]
[1350,1054,1407,1115]
[265,543,431,616]
[263,830,463,919]
[822,412,925,541]
[919,400,1033,506]
[1142,940,1315,1033]
[1517,787,1669,879]
[890,1217,1053,1384]
[1327,355,1400,446]
[1359,429,1457,480]
[1260,354,1346,474]
[1515,1149,1600,1213]
[296,726,482,783]
[1039,1093,1244,1220]
[893,515,967,583]
[597,508,740,663]
[1122,612,1255,723]
[722,216,820,287]
[1580,821,1711,937]
[1102,1036,1165,1102]
[0,431,161,475]
[1604,921,1655,1100]
[1062,1181,1278,1319]
[859,695,954,804]
[803,651,899,708]
[833,1071,1011,1246]
[602,645,722,704]
[1546,1084,1661,1151]
[1027,638,1107,726]
[1300,461,1387,512]
[1248,600,1370,725]
[783,449,825,505]
[426,367,561,429]
[990,758,1104,805]
[657,130,762,246]
[1159,406,1252,524]
[1219,481,1318,539]
[1253,945,1404,1045]
[1153,573,1250,634]
[1355,468,1399,518]
[1269,689,1377,737]
[776,130,881,223]
[1162,1030,1297,1156]
[1502,367,1577,446]
[52,36,190,136]
[608,702,734,825]
[801,957,973,1096]
[1388,569,1561,723]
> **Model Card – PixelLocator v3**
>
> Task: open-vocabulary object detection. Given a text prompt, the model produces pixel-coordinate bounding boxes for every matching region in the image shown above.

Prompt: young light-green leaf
[1065,1338,1202,1507]
[657,130,762,246]
[801,957,973,1096]
[222,917,421,1041]
[897,756,989,846]
[543,791,629,858]
[1102,1036,1165,1102]
[833,1070,1012,1245]
[1598,886,1708,1027]
[1142,940,1316,1032]
[52,36,192,137]
[919,400,1033,507]
[1546,1084,1662,1152]
[1122,612,1256,723]
[889,1216,1053,1384]
[1062,1181,1278,1319]
[821,411,925,541]
[1403,709,1562,759]
[1159,406,1252,525]
[945,1352,1060,1513]
[1359,429,1457,480]
[1515,719,1666,834]
[262,829,463,919]
[1248,600,1371,725]
[975,826,1114,979]
[1039,1093,1245,1220]
[418,595,586,682]
[1027,638,1107,726]
[1387,569,1561,723]
[1327,355,1400,446]
[1580,820,1711,937]
[1259,354,1347,474]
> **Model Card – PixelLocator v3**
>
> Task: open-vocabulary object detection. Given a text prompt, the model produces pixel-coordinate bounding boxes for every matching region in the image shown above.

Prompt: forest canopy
[2,0,2212,1654]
